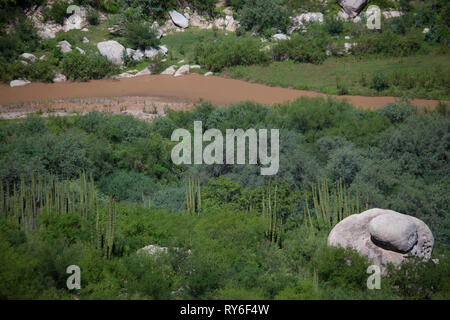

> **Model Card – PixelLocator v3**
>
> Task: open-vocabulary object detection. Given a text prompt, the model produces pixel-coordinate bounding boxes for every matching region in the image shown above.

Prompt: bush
[324,15,344,35]
[370,72,389,92]
[86,10,99,25]
[62,51,118,81]
[124,21,161,51]
[353,30,422,57]
[238,0,290,34]
[194,37,270,72]
[271,33,328,64]
[43,0,70,25]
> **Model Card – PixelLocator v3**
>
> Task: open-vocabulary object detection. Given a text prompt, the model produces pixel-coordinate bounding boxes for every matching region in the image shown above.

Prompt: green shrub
[62,51,118,81]
[370,72,389,92]
[27,60,55,82]
[86,10,99,25]
[194,37,270,72]
[312,245,371,291]
[125,21,161,51]
[43,0,70,25]
[324,15,344,35]
[271,33,328,64]
[353,30,422,57]
[238,0,290,34]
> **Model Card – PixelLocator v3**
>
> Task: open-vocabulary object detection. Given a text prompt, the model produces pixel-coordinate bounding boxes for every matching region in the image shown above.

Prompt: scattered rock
[20,53,37,62]
[52,73,67,83]
[63,7,88,32]
[135,67,152,77]
[271,33,291,41]
[10,79,31,87]
[169,10,189,29]
[82,36,89,43]
[97,40,125,65]
[190,65,201,69]
[328,208,434,269]
[126,48,144,62]
[382,10,403,19]
[161,65,177,75]
[114,72,135,79]
[57,40,72,53]
[81,27,89,32]
[138,244,168,255]
[75,47,85,54]
[423,28,430,34]
[174,64,190,77]
[204,72,214,77]
[289,12,324,33]
[339,0,368,18]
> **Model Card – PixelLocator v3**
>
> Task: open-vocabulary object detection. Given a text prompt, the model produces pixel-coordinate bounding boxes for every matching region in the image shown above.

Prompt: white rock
[158,45,168,55]
[97,40,125,65]
[369,214,418,253]
[271,33,290,41]
[20,53,37,62]
[190,12,210,29]
[169,10,189,29]
[339,0,368,18]
[423,28,430,34]
[135,68,152,77]
[10,79,31,87]
[204,72,214,77]
[190,65,201,69]
[57,40,72,53]
[63,7,87,32]
[382,10,403,19]
[82,36,89,43]
[161,65,177,75]
[114,72,135,79]
[75,47,85,54]
[81,28,89,32]
[52,73,67,83]
[152,21,163,39]
[126,48,144,61]
[174,64,190,77]
[289,12,324,33]
[328,208,434,269]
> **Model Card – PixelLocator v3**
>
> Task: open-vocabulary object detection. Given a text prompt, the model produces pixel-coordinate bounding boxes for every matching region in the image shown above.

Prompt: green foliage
[271,33,328,64]
[124,21,161,51]
[385,255,450,299]
[86,10,99,25]
[324,15,344,35]
[62,51,119,81]
[194,37,270,72]
[312,245,371,291]
[43,0,70,25]
[238,0,290,34]
[370,71,389,92]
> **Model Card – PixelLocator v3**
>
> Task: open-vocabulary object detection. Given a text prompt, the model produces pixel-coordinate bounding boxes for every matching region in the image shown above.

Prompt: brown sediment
[0,74,447,112]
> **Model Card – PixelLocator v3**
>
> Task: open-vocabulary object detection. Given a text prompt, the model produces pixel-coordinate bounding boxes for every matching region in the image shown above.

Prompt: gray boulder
[52,73,67,83]
[272,33,291,41]
[161,65,177,75]
[20,53,37,62]
[10,79,31,87]
[169,10,189,29]
[58,40,72,53]
[339,0,368,18]
[174,64,190,77]
[328,208,434,268]
[97,40,125,65]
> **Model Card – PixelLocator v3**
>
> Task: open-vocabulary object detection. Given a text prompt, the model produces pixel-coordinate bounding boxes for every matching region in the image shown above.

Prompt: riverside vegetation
[0,97,449,299]
[0,1,449,99]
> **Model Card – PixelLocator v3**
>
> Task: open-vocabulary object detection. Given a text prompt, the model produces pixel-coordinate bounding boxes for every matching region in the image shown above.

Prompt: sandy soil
[0,74,447,119]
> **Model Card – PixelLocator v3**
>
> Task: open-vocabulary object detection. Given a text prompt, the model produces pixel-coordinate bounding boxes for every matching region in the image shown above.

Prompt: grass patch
[226,54,450,100]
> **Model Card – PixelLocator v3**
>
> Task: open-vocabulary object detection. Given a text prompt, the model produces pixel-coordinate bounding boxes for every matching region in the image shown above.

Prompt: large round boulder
[328,208,434,267]
[97,40,125,65]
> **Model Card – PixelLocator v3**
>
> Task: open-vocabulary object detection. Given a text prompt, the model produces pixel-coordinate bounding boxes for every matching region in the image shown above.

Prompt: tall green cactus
[185,174,201,215]
[305,178,369,230]
[262,183,282,247]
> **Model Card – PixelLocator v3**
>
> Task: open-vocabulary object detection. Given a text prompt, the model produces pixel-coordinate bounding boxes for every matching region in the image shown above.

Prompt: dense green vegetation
[0,97,449,299]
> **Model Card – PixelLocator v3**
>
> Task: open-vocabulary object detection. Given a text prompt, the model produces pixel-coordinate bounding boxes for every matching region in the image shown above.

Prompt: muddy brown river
[0,74,446,110]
